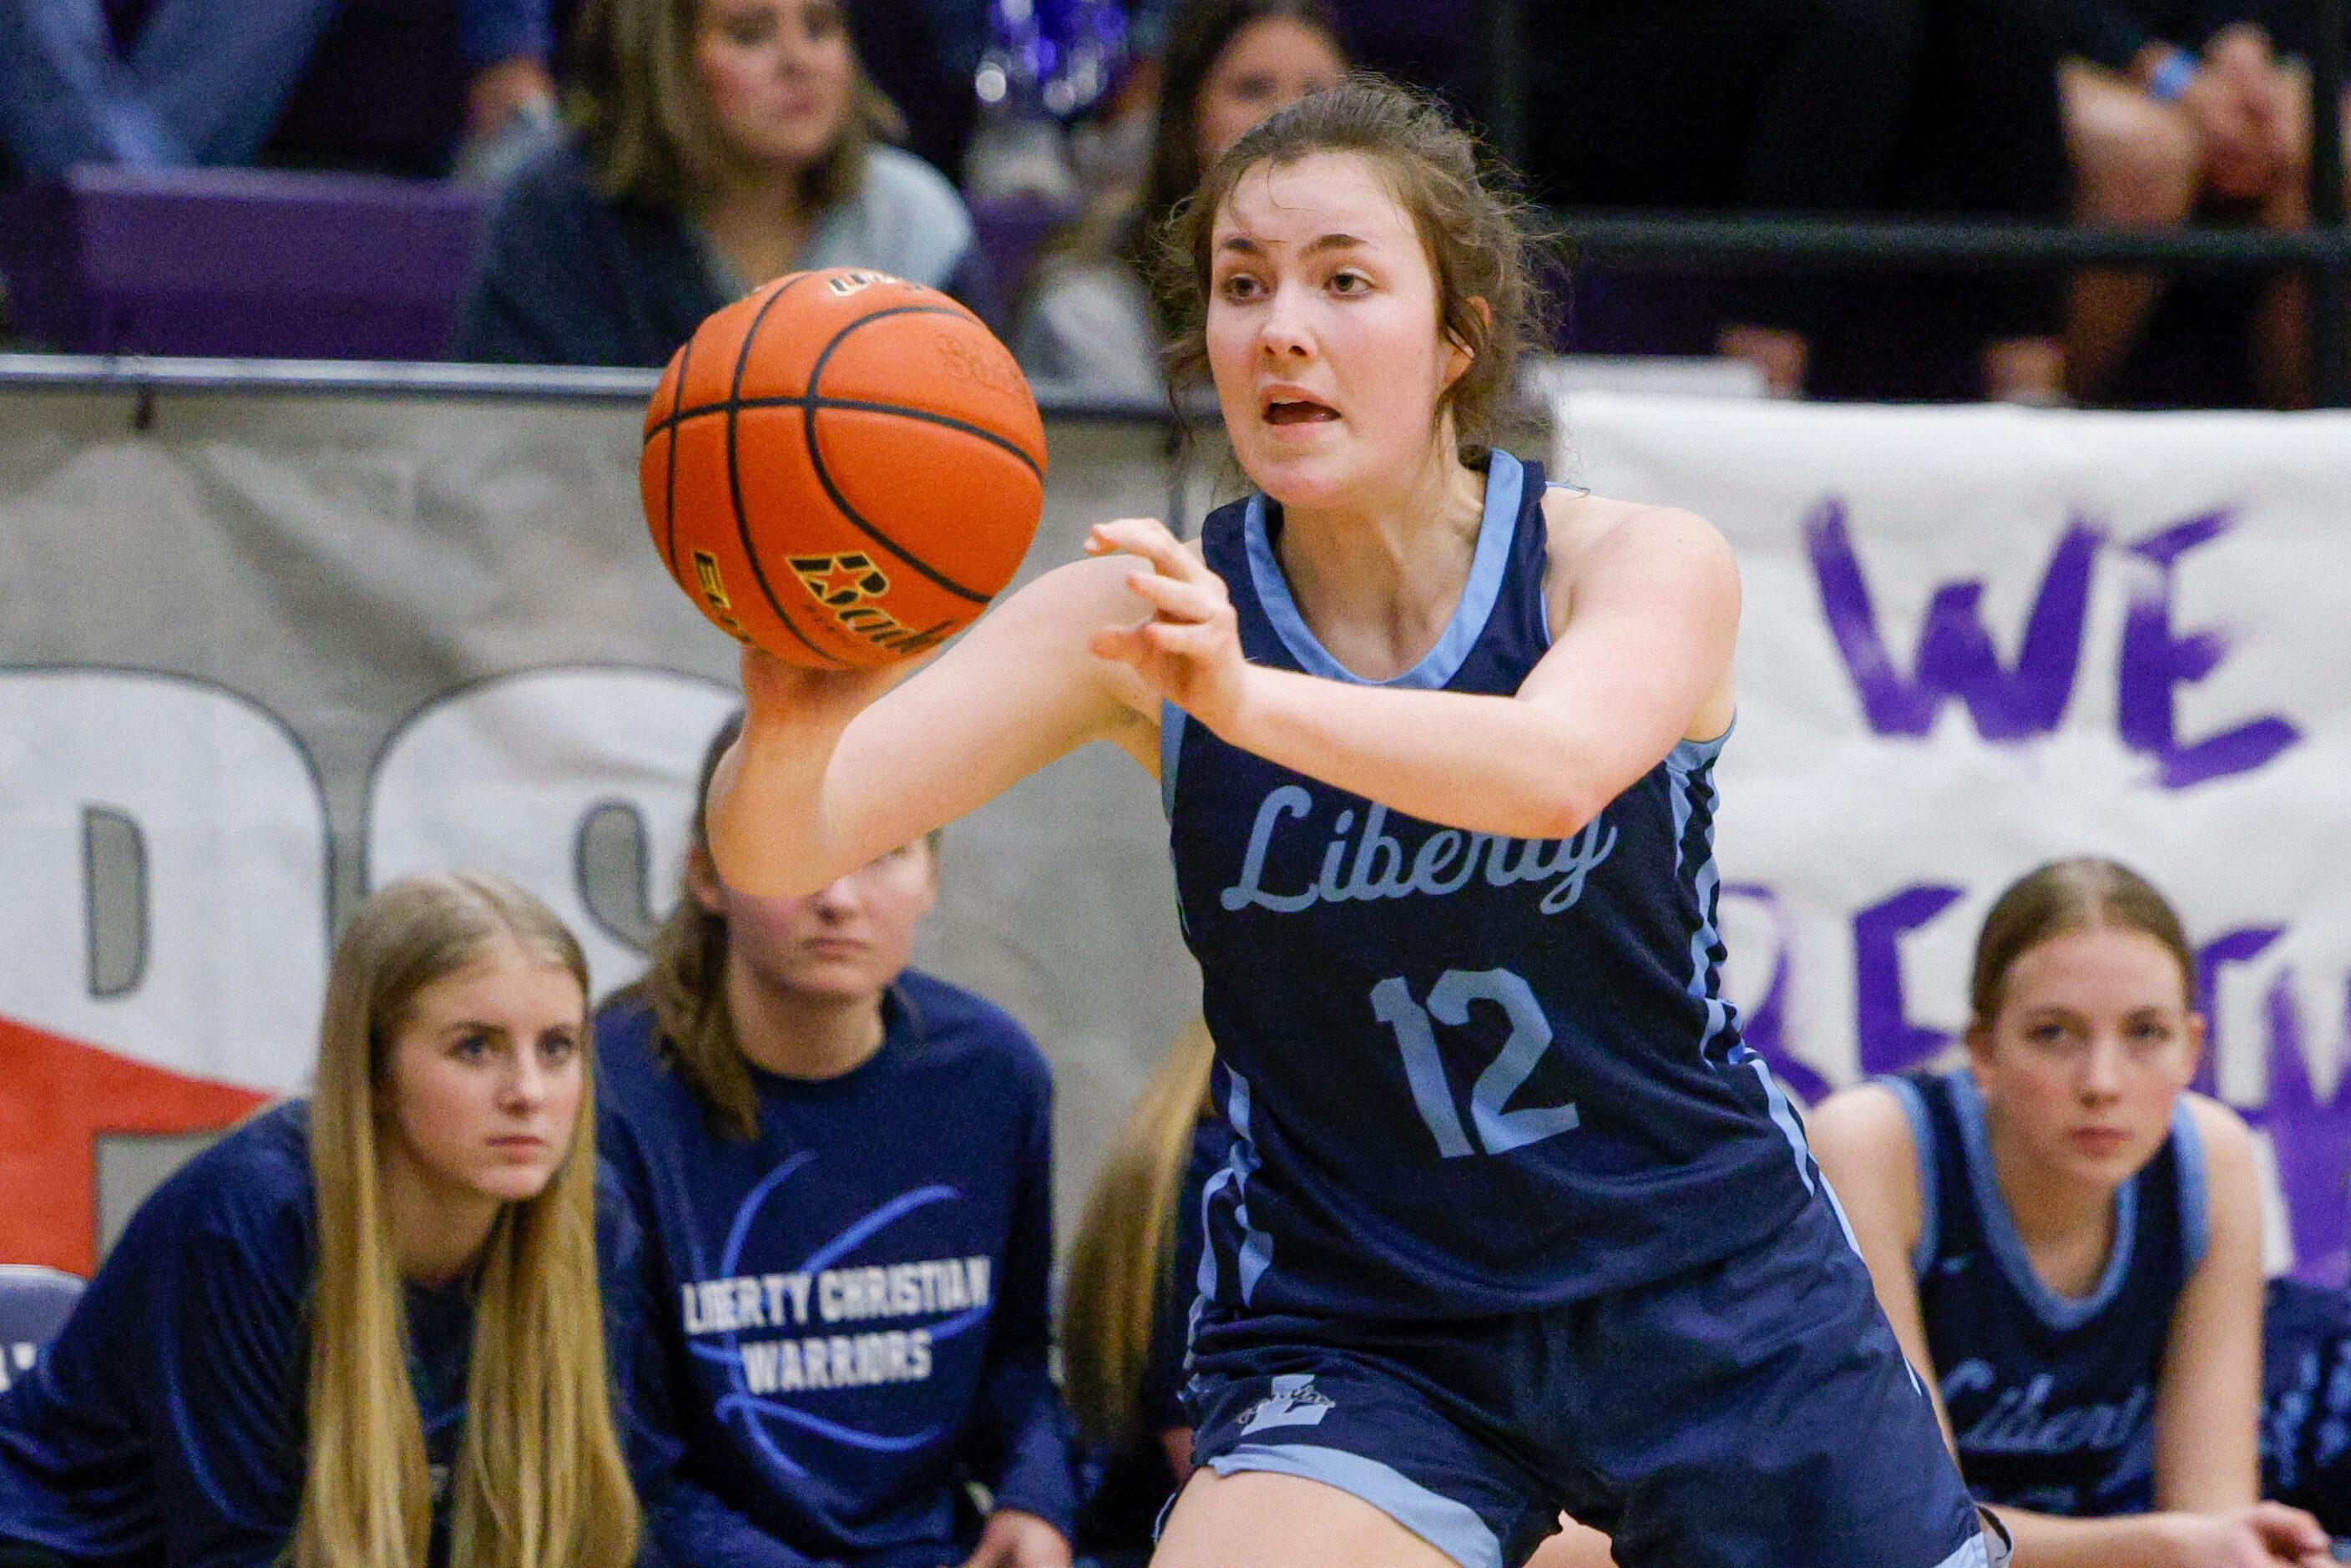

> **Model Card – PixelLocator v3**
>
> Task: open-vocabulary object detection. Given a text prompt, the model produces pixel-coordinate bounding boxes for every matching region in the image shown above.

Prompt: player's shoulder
[1541,485,1732,579]
[2177,1090,2259,1194]
[1807,1080,1926,1186]
[121,1101,316,1270]
[896,969,1050,1088]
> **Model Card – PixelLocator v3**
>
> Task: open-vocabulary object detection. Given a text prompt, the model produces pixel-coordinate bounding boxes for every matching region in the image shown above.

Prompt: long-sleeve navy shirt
[0,1100,768,1566]
[595,973,1077,1568]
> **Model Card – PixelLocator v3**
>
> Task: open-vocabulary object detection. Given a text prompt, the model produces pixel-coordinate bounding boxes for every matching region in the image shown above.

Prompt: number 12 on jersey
[1370,968,1580,1159]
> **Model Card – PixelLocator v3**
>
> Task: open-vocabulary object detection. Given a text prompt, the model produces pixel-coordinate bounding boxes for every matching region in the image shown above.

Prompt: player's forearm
[705,721,855,898]
[1991,1507,2193,1568]
[1220,669,1615,840]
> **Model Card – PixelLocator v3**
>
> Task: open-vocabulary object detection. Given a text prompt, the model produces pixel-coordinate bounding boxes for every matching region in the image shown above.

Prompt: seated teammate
[595,716,1076,1568]
[0,873,642,1566]
[1812,857,2333,1566]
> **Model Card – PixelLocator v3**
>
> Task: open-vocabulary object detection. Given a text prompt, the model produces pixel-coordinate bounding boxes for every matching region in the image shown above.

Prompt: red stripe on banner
[0,1014,269,1275]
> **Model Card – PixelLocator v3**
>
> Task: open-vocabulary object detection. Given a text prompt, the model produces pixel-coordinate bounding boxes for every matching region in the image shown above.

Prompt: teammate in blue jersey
[0,874,650,1568]
[1812,859,2333,1568]
[705,77,1999,1568]
[595,716,1077,1568]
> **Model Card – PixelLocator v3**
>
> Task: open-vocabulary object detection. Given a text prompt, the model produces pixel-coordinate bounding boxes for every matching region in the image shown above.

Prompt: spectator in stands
[453,0,992,366]
[1012,0,1345,405]
[0,0,555,180]
[594,715,1076,1568]
[1063,1019,1221,1565]
[2049,3,2348,403]
[1518,0,2070,402]
[1809,858,2334,1565]
[0,873,645,1566]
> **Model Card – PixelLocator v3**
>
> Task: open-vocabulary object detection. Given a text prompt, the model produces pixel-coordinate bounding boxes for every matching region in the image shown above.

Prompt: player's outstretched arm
[1088,501,1738,841]
[707,553,1158,898]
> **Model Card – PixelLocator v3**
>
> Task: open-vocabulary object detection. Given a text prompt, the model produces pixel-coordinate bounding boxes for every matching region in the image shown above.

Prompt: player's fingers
[1145,620,1226,661]
[1087,517,1199,580]
[1125,569,1226,625]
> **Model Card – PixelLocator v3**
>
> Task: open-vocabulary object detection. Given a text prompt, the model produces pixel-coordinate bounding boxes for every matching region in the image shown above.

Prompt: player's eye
[450,1030,498,1063]
[538,1030,580,1066]
[1328,271,1370,296]
[2024,1021,2074,1050]
[804,1,844,39]
[1218,272,1265,302]
[720,8,777,47]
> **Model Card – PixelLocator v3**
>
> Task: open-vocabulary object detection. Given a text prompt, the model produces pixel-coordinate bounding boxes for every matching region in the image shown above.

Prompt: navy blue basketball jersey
[1161,451,1818,1320]
[1888,1069,2207,1516]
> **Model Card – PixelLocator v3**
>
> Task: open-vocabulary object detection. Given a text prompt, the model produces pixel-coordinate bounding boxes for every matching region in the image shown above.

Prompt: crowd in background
[0,0,2346,403]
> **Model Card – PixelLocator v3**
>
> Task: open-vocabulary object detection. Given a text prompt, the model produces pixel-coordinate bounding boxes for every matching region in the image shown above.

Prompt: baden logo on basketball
[935,337,1027,400]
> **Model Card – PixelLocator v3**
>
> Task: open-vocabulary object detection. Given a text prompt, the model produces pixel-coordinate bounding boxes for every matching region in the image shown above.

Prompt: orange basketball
[640,267,1048,668]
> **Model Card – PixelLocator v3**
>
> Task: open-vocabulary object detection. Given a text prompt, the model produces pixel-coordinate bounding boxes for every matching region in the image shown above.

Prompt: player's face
[1206,151,1474,510]
[1969,926,2202,1191]
[693,0,856,174]
[707,840,937,1002]
[1194,17,1346,167]
[380,942,587,1209]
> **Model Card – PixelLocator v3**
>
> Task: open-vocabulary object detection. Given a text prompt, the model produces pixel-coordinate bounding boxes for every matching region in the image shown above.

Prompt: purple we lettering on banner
[1806,499,2301,788]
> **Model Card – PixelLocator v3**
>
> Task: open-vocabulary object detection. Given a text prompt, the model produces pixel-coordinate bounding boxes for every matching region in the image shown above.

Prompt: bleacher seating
[0,1265,83,1396]
[0,165,483,361]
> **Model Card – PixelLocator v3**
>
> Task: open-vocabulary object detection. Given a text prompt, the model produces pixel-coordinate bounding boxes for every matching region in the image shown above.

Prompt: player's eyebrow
[1215,232,1370,258]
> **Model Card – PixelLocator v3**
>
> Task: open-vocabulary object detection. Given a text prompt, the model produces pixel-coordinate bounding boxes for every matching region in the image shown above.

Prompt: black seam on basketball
[725,276,847,665]
[645,393,1044,479]
[660,332,691,580]
[802,305,1003,604]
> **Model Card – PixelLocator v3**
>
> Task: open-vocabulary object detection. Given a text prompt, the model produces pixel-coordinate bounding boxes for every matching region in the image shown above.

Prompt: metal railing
[1488,0,2351,405]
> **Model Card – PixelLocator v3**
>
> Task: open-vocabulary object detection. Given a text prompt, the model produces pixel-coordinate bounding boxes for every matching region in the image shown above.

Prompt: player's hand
[956,1508,1071,1568]
[2160,1502,2333,1566]
[737,644,918,740]
[1084,518,1251,736]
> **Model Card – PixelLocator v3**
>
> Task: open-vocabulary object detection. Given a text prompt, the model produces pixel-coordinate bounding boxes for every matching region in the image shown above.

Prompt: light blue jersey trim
[1663,725,1738,1065]
[1222,1070,1275,1304]
[1159,701,1186,821]
[2173,1099,2210,1271]
[1929,1528,1994,1568]
[1881,1075,1943,1281]
[1205,1443,1504,1568]
[1952,1071,2139,1331]
[1243,451,1524,689]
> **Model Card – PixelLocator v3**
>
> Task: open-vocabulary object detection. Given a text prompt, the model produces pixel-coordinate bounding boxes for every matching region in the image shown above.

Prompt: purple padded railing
[3,165,483,361]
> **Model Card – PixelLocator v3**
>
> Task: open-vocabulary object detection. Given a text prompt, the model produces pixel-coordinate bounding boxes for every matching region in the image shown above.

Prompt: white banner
[1560,394,2351,1281]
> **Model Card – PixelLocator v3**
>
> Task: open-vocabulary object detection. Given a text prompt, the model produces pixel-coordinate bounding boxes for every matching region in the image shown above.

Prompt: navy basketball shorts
[1182,1187,1994,1568]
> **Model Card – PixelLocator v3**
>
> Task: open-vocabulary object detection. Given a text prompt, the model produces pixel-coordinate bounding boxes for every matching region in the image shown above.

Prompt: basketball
[640,267,1049,669]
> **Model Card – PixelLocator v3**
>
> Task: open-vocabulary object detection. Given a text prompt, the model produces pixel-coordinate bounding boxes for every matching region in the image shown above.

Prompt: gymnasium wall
[3,372,2348,1286]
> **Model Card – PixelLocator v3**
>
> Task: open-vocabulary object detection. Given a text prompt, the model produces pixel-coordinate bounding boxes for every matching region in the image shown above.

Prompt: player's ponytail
[296,873,640,1568]
[635,713,765,1140]
[1061,1019,1217,1444]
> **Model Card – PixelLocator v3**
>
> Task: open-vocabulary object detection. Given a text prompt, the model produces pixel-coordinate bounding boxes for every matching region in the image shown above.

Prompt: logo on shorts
[1240,1373,1335,1434]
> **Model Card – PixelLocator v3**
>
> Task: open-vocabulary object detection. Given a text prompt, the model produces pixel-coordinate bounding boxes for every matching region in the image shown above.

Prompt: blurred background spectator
[0,0,559,180]
[2049,2,2351,406]
[1012,0,1343,404]
[452,0,991,366]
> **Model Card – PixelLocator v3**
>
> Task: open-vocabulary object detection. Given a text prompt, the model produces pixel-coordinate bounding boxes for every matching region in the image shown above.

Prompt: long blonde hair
[296,873,640,1568]
[1060,1020,1217,1445]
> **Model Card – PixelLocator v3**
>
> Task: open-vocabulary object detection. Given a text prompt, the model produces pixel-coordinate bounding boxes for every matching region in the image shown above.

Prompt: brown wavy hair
[567,0,908,212]
[1156,73,1553,463]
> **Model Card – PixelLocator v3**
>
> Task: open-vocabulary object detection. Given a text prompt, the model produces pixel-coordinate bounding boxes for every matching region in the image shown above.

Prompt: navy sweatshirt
[0,1100,761,1566]
[595,972,1077,1568]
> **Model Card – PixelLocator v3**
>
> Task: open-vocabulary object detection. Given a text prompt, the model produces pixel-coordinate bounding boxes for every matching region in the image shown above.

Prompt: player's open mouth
[1264,398,1339,425]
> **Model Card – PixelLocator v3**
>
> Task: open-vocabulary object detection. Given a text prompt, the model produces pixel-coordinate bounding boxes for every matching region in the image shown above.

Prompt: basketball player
[707,78,2000,1568]
[1810,861,2333,1567]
